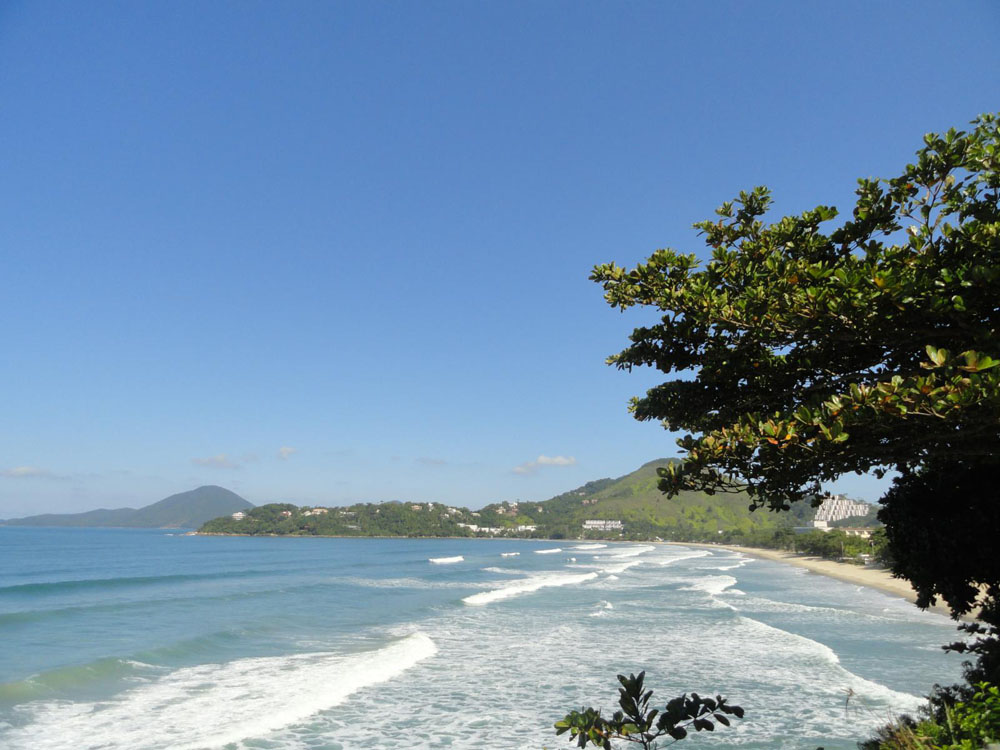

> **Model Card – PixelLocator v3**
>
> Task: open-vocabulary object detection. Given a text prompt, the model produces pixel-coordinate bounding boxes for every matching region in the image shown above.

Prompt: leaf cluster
[555,672,743,749]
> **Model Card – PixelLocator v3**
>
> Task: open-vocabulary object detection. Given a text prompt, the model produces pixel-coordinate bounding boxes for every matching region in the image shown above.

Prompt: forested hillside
[199,459,806,540]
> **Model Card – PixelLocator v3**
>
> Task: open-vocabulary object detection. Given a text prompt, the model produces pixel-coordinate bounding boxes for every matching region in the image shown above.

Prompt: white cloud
[512,455,577,475]
[1,466,61,479]
[192,454,239,469]
[278,446,297,460]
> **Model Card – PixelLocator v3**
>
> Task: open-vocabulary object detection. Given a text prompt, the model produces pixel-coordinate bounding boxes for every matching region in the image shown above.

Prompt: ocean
[0,528,963,750]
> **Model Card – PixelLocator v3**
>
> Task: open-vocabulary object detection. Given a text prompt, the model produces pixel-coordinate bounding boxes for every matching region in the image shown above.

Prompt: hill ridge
[198,458,807,540]
[2,486,253,529]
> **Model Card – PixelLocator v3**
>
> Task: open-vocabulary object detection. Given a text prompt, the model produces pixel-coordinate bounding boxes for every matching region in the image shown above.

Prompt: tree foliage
[863,682,1000,750]
[592,114,1000,625]
[555,672,743,749]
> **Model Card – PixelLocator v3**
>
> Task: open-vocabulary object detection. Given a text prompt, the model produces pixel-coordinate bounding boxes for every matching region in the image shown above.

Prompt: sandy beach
[670,542,969,621]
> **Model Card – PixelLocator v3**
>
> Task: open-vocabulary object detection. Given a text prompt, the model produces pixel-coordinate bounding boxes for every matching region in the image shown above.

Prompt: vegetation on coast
[197,459,814,540]
[720,525,889,565]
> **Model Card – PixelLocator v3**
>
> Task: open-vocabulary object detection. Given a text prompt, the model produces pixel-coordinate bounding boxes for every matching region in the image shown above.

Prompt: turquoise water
[0,528,963,749]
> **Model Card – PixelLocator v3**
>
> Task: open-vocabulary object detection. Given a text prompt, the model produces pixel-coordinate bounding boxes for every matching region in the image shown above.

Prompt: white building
[582,519,623,531]
[231,511,245,520]
[457,523,504,534]
[813,495,871,526]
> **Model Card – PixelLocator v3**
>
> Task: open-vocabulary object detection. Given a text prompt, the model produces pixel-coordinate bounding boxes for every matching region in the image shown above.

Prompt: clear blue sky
[2,1,998,516]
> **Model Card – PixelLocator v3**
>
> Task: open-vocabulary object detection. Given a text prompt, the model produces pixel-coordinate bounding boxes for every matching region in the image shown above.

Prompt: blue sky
[2,1,998,516]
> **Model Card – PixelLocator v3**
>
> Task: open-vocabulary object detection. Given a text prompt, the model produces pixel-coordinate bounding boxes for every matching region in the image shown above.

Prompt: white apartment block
[582,519,623,531]
[813,494,872,525]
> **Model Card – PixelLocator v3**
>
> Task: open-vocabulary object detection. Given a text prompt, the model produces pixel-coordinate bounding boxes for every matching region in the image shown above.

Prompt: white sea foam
[659,549,712,565]
[597,544,654,560]
[599,560,643,575]
[733,594,896,621]
[681,574,738,597]
[291,575,938,750]
[587,600,614,616]
[571,544,607,551]
[657,549,713,566]
[429,556,464,564]
[462,572,598,606]
[337,576,476,590]
[6,633,437,750]
[534,548,562,555]
[734,615,925,712]
[713,559,751,571]
[500,552,520,557]
[482,567,527,575]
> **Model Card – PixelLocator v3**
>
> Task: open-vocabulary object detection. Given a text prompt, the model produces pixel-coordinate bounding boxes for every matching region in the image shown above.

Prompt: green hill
[199,460,799,541]
[2,486,253,529]
[474,459,798,540]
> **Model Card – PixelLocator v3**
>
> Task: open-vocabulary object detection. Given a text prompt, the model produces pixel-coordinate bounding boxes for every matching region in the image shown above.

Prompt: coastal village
[212,468,879,548]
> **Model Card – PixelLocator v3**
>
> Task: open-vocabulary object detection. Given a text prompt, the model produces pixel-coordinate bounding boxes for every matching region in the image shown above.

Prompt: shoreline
[194,531,971,622]
[669,541,970,621]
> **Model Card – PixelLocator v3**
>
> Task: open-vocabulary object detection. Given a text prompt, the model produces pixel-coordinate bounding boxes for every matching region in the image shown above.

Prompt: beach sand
[669,542,969,621]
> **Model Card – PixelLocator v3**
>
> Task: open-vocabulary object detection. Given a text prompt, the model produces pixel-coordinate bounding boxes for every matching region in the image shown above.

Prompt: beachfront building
[842,527,878,539]
[456,523,504,535]
[231,511,245,520]
[582,519,623,532]
[813,494,871,527]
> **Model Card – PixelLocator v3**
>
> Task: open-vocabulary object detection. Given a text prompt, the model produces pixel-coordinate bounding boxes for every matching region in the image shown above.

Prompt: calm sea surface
[0,528,963,749]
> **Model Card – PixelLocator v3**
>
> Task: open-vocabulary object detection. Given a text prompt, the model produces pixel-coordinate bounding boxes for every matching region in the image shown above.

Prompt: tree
[591,114,1000,633]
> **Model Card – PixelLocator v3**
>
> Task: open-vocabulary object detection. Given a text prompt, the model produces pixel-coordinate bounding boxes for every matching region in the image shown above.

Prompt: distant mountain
[2,507,139,528]
[2,486,253,529]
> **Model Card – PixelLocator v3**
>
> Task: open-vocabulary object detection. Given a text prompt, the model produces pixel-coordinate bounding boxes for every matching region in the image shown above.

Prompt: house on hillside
[842,527,878,539]
[583,519,623,532]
